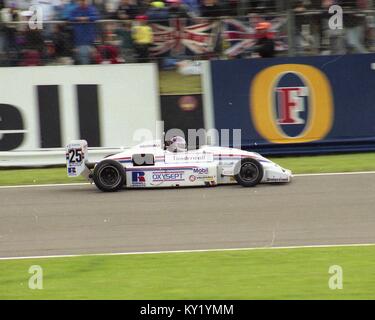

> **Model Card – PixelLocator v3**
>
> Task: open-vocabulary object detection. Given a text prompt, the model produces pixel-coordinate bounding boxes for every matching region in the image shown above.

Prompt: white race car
[66,140,292,192]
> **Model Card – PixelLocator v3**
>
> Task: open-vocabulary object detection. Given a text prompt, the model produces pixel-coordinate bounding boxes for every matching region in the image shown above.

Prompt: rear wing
[66,140,92,180]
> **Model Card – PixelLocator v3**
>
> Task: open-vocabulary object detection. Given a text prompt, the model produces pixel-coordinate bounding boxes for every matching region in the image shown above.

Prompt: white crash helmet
[165,136,187,152]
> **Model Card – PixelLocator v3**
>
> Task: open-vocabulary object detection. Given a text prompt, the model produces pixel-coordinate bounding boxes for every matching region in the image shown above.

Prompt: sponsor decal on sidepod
[189,175,196,182]
[193,167,209,175]
[132,171,146,186]
[152,172,185,182]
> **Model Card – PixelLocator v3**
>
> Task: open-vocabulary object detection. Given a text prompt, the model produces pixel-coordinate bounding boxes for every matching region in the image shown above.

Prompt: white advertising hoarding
[0,63,160,152]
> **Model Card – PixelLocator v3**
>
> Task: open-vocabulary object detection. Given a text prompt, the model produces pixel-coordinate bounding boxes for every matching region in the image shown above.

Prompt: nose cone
[283,168,293,182]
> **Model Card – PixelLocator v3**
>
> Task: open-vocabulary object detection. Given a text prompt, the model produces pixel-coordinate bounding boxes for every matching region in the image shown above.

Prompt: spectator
[69,0,99,64]
[166,0,191,19]
[200,0,223,18]
[1,3,21,66]
[117,0,138,20]
[58,0,78,20]
[293,0,315,55]
[146,1,169,23]
[181,0,199,17]
[19,26,44,66]
[254,21,275,58]
[115,20,135,62]
[223,0,239,16]
[51,23,74,64]
[103,0,121,19]
[91,0,107,17]
[132,14,153,62]
[24,27,44,52]
[94,27,122,64]
[138,0,152,15]
[0,0,7,60]
[343,0,368,53]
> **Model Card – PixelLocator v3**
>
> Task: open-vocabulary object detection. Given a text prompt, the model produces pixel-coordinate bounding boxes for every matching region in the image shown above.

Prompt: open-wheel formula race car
[66,139,292,192]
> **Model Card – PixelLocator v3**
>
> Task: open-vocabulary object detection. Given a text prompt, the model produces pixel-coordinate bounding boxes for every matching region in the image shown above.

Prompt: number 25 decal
[68,149,83,163]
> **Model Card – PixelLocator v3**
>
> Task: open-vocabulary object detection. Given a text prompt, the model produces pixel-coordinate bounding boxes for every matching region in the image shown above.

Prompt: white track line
[0,243,374,261]
[1,171,375,190]
[0,182,90,189]
[295,171,375,177]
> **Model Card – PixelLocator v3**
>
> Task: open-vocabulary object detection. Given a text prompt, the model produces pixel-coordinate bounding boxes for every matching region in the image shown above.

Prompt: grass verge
[270,152,375,174]
[1,153,375,186]
[0,168,86,186]
[0,245,374,299]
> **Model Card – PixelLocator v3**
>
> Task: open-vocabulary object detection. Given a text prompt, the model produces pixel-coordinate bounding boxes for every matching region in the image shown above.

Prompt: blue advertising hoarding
[210,54,375,154]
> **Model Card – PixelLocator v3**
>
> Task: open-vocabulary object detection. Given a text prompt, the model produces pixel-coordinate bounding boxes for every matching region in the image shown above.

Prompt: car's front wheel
[93,159,126,192]
[234,158,264,187]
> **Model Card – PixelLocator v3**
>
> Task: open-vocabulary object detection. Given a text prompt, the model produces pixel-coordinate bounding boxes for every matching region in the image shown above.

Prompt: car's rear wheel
[234,158,263,187]
[93,159,126,192]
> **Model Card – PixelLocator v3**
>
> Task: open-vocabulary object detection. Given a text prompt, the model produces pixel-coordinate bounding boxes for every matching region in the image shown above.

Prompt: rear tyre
[234,158,263,187]
[93,159,126,192]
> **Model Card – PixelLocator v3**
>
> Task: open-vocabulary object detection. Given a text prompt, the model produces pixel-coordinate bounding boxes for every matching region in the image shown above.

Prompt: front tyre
[234,158,264,187]
[93,159,126,192]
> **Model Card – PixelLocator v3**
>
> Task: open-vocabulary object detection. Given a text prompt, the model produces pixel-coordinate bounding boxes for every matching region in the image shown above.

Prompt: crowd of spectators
[293,0,375,55]
[0,0,373,66]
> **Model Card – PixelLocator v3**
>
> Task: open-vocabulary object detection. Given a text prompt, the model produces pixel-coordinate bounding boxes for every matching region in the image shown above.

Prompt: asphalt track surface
[0,174,375,258]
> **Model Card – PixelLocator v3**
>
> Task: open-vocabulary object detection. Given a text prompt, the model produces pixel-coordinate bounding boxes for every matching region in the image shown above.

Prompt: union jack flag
[150,18,220,57]
[223,16,288,57]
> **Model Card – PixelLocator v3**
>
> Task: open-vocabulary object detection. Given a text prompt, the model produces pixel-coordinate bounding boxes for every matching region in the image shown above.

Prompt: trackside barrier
[0,148,125,168]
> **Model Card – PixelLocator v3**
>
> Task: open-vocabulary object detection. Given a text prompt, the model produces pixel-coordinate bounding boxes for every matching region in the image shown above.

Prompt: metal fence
[0,7,374,66]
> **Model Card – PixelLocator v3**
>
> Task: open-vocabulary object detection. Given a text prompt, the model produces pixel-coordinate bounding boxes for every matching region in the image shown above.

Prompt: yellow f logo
[250,64,334,144]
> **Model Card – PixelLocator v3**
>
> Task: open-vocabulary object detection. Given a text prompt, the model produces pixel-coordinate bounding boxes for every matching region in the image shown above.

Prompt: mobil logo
[251,64,334,144]
[274,72,309,137]
[193,167,209,175]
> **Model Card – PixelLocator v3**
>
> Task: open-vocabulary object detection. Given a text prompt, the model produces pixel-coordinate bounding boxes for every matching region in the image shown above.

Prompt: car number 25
[68,148,83,164]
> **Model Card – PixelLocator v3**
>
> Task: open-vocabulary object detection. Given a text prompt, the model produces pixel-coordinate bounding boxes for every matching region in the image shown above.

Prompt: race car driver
[165,136,187,152]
